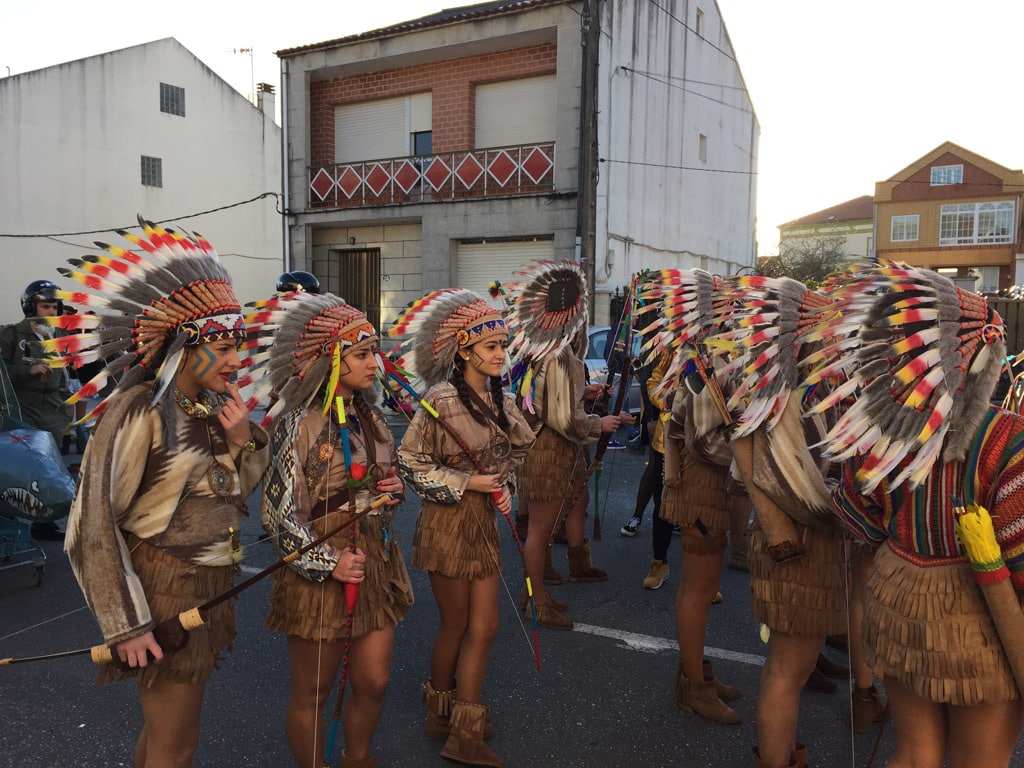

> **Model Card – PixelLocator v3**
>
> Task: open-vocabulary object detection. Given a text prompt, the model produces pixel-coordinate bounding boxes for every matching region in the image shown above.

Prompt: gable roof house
[874,141,1024,295]
[0,38,283,312]
[276,0,758,328]
[778,195,874,260]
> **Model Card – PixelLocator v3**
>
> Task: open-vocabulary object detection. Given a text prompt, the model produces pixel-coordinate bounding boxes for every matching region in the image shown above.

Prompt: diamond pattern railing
[308,143,555,209]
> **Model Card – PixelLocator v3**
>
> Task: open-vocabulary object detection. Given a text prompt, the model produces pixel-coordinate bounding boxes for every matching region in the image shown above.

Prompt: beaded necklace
[173,388,235,498]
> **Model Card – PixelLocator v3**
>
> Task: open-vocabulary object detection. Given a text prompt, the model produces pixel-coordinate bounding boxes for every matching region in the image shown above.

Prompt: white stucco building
[0,38,282,315]
[277,0,757,327]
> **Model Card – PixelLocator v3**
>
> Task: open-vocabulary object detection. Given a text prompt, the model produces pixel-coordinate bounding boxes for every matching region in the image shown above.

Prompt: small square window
[891,214,919,242]
[160,82,185,117]
[141,155,163,187]
[930,164,962,186]
[412,131,433,156]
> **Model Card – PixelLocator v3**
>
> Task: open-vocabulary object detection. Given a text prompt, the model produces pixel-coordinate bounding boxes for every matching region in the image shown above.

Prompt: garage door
[455,239,555,306]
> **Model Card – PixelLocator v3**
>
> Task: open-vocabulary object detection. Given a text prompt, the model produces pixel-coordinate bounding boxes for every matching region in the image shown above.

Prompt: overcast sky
[4,0,1022,255]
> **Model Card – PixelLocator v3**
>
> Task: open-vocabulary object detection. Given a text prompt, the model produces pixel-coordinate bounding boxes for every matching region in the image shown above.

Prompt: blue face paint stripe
[191,346,217,379]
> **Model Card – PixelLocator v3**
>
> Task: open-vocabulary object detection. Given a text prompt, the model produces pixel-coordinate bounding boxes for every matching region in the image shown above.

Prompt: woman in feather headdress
[392,288,534,768]
[826,265,1024,768]
[51,218,269,767]
[505,260,632,631]
[249,292,412,768]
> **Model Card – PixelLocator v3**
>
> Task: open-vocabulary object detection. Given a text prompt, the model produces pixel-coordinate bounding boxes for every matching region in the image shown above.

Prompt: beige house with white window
[874,142,1024,294]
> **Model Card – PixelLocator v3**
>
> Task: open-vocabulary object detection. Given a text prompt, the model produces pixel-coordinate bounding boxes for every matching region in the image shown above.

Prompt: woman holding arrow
[54,219,270,768]
[392,288,534,768]
[248,292,412,768]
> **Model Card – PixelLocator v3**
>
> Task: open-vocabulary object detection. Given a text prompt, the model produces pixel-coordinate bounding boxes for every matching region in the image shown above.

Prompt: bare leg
[523,498,560,604]
[849,545,874,689]
[883,676,946,768]
[947,695,1024,768]
[284,636,345,768]
[453,573,499,704]
[676,530,725,683]
[563,485,589,549]
[134,673,209,768]
[755,632,822,768]
[429,572,470,690]
[342,626,396,760]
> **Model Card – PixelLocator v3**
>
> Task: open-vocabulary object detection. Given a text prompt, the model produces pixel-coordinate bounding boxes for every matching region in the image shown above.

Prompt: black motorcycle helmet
[21,280,64,317]
[276,271,321,294]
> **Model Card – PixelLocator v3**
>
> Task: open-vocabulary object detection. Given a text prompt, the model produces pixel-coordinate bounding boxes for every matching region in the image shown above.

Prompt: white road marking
[239,564,262,575]
[572,623,766,666]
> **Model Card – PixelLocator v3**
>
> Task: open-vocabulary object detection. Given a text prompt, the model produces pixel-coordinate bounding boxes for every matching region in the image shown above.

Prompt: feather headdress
[39,215,245,421]
[806,264,1006,492]
[389,289,507,389]
[239,292,378,428]
[634,268,727,402]
[505,260,588,365]
[709,275,831,437]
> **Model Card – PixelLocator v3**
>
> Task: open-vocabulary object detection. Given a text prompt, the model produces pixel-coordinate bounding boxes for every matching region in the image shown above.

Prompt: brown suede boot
[676,669,741,725]
[339,752,377,768]
[519,586,567,614]
[852,685,889,734]
[440,701,503,767]
[702,658,741,702]
[535,602,574,630]
[543,542,564,584]
[422,679,454,739]
[567,540,607,582]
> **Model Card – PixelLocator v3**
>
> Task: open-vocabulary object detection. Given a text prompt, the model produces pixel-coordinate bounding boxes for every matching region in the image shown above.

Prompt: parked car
[584,326,644,416]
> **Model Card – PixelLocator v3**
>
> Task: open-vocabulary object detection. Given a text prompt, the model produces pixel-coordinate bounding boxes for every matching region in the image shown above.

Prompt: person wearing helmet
[0,280,72,540]
[276,270,321,294]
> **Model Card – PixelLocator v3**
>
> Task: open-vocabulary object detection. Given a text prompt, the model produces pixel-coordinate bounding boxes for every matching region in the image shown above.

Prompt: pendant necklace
[174,388,235,498]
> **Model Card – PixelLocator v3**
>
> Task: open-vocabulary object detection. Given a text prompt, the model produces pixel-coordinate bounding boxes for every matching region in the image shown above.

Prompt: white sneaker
[620,516,641,536]
[643,559,669,589]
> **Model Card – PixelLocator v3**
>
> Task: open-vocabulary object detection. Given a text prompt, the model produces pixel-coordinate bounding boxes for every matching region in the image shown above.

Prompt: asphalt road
[1,422,1022,768]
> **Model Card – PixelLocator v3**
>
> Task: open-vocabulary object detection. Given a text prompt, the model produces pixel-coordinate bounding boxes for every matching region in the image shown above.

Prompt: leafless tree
[758,235,851,289]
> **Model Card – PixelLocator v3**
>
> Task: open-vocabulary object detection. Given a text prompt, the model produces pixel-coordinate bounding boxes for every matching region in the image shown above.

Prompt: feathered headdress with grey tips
[805,263,1006,492]
[389,288,507,389]
[505,260,588,366]
[38,215,246,422]
[239,292,378,427]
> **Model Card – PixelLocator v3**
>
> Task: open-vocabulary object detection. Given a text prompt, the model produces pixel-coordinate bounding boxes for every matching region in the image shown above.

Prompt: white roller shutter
[475,75,557,148]
[335,97,407,163]
[455,240,555,306]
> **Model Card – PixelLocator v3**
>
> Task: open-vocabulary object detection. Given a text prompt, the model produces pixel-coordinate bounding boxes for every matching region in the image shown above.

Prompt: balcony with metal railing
[307,143,556,209]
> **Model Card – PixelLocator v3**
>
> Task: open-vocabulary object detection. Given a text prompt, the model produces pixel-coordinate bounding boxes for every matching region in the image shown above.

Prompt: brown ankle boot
[852,685,889,734]
[543,542,564,584]
[440,701,503,767]
[790,742,807,768]
[535,602,573,630]
[567,539,607,582]
[422,679,453,739]
[702,658,741,702]
[676,669,741,725]
[519,586,567,614]
[339,752,377,767]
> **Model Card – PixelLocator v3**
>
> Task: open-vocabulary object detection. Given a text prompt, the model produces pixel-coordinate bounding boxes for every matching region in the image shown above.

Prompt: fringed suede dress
[264,405,413,641]
[660,387,733,556]
[399,383,534,579]
[834,406,1024,705]
[64,384,269,686]
[518,347,601,503]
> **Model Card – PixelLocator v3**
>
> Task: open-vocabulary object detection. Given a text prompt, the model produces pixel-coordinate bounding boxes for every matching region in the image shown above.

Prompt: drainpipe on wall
[280,56,291,272]
[577,0,601,321]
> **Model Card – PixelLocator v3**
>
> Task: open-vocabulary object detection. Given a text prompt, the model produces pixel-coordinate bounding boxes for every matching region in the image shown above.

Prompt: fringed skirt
[519,427,587,502]
[749,522,847,637]
[265,514,413,641]
[662,455,730,554]
[863,541,1020,705]
[99,535,237,688]
[412,491,503,579]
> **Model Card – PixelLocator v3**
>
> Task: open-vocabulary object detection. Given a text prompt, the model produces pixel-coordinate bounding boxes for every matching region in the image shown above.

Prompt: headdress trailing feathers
[505,259,588,365]
[805,263,1006,492]
[39,215,245,421]
[389,288,507,389]
[239,292,378,428]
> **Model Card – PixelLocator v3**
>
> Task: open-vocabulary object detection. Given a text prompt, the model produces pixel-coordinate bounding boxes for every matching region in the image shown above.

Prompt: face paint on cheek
[191,346,218,379]
[470,350,487,369]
